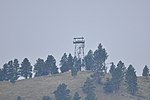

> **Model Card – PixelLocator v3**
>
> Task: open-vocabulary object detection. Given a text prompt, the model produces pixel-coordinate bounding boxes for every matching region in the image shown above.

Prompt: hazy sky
[0,0,150,75]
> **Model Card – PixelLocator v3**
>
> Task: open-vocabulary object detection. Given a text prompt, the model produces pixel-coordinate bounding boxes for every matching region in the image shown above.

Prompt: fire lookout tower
[73,37,85,60]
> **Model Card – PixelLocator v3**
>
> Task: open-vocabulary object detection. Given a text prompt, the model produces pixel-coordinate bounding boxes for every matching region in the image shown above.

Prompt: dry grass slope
[0,71,150,100]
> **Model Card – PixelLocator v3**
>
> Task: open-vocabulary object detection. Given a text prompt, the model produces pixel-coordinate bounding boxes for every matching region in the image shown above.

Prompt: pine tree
[93,43,108,72]
[111,61,125,91]
[60,53,69,73]
[0,69,4,81]
[67,53,74,70]
[53,83,71,100]
[142,65,149,77]
[2,60,20,82]
[34,58,45,77]
[126,65,138,95]
[82,77,97,100]
[21,58,32,79]
[45,55,58,75]
[2,63,9,81]
[109,62,115,74]
[84,50,94,70]
[72,92,81,100]
[13,59,20,80]
[93,43,108,84]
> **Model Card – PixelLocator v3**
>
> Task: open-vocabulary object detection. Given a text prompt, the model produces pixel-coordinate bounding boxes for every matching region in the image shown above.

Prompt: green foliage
[82,77,97,100]
[13,59,20,80]
[34,58,45,77]
[142,65,149,76]
[109,62,115,74]
[68,53,74,70]
[17,96,22,100]
[1,59,20,82]
[92,43,108,84]
[21,58,32,79]
[93,43,108,71]
[126,65,138,95]
[72,92,81,100]
[0,69,4,81]
[45,55,58,75]
[53,83,71,100]
[84,50,94,70]
[111,61,125,91]
[60,53,69,73]
[42,96,52,100]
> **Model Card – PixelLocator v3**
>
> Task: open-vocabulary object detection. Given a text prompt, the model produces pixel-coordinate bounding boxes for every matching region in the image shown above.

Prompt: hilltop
[0,71,150,100]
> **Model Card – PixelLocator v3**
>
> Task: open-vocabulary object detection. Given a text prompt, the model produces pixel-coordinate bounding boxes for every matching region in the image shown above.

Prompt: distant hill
[0,71,150,100]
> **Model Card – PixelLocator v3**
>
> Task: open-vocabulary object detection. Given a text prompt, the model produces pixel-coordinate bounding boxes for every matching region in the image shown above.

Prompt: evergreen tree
[142,65,149,77]
[93,43,108,72]
[126,65,138,95]
[111,61,125,91]
[93,43,108,84]
[45,55,58,75]
[72,92,81,100]
[2,59,20,82]
[21,58,32,79]
[84,50,94,70]
[67,53,74,70]
[7,60,16,83]
[82,77,97,100]
[53,83,71,100]
[13,59,20,80]
[42,96,52,100]
[0,69,4,81]
[109,62,115,74]
[60,53,69,73]
[34,58,45,77]
[2,63,9,81]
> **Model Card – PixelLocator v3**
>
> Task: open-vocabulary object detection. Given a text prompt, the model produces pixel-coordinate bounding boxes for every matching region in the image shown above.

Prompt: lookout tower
[73,37,85,60]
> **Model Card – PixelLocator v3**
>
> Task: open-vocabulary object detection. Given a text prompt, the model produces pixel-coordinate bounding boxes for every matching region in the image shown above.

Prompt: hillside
[0,71,150,100]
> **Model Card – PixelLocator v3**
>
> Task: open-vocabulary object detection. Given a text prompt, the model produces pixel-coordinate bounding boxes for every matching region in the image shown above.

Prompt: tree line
[0,43,149,99]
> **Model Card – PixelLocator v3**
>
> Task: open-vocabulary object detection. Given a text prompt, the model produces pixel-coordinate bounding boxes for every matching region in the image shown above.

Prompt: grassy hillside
[0,71,150,100]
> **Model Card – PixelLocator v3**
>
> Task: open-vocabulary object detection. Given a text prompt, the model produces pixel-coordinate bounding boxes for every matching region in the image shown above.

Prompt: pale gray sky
[0,0,150,75]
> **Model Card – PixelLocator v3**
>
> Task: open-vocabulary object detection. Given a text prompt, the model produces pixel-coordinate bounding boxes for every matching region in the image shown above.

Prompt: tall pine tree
[21,58,32,79]
[84,50,94,70]
[60,53,69,73]
[45,55,58,75]
[34,58,45,77]
[109,62,115,74]
[13,59,20,80]
[92,44,108,84]
[111,61,125,91]
[67,53,74,70]
[126,65,138,95]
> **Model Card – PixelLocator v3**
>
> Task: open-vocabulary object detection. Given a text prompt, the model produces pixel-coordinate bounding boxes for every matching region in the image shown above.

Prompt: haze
[0,0,150,75]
